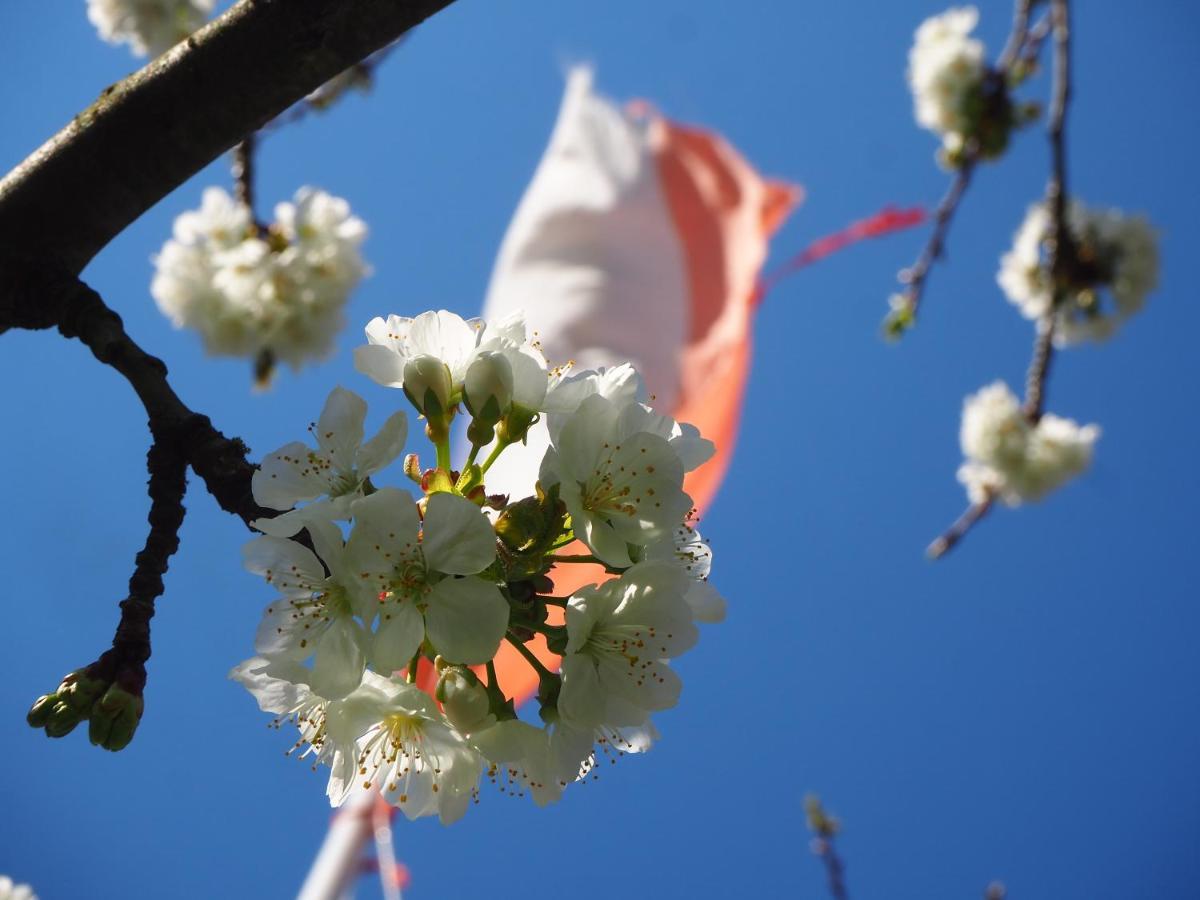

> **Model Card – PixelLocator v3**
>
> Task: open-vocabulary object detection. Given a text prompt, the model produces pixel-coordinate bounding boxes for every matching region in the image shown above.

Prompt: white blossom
[244,517,371,700]
[0,875,37,900]
[230,657,387,805]
[541,395,695,567]
[354,309,550,414]
[957,381,1100,506]
[87,0,213,57]
[998,201,1160,344]
[152,186,368,370]
[345,489,509,669]
[351,677,483,824]
[252,386,406,535]
[645,524,726,623]
[907,7,987,156]
[558,561,698,729]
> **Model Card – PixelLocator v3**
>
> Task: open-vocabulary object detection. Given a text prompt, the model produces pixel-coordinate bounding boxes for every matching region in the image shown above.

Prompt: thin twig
[927,494,994,559]
[895,160,976,320]
[231,134,258,225]
[805,796,849,900]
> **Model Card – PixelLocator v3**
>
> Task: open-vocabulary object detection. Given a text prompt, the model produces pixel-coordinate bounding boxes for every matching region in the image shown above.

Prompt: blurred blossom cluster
[998,201,1160,345]
[86,0,213,57]
[233,310,724,824]
[957,382,1099,506]
[151,187,369,377]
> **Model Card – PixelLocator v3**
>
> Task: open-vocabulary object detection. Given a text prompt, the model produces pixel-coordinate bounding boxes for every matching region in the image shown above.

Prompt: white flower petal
[253,440,333,510]
[371,601,426,674]
[424,577,508,664]
[354,343,407,388]
[310,619,368,700]
[357,410,408,476]
[421,492,497,575]
[315,387,367,472]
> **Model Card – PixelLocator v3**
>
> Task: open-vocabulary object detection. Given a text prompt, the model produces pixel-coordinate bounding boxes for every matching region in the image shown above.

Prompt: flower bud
[435,666,494,734]
[44,700,85,738]
[402,355,454,421]
[464,352,514,425]
[88,685,144,752]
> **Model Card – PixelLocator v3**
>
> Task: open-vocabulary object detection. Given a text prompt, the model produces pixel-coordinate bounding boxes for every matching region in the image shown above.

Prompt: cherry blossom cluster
[957,381,1098,506]
[233,310,723,824]
[0,877,36,900]
[907,7,1034,168]
[151,186,369,375]
[86,0,213,58]
[998,201,1159,345]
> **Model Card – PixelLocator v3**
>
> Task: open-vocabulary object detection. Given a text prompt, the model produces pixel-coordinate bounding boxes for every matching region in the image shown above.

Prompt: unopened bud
[44,700,85,738]
[436,666,494,734]
[403,453,423,484]
[88,685,144,752]
[464,352,514,425]
[26,694,57,728]
[402,355,454,421]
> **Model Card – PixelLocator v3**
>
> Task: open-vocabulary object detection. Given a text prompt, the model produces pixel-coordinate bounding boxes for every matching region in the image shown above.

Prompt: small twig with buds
[928,0,1074,559]
[805,795,850,900]
[27,438,187,749]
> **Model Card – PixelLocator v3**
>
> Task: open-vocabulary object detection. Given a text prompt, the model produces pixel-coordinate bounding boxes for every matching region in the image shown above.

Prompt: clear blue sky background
[2,3,1197,898]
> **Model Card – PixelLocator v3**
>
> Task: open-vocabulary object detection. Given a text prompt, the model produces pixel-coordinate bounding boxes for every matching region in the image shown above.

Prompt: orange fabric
[489,117,798,705]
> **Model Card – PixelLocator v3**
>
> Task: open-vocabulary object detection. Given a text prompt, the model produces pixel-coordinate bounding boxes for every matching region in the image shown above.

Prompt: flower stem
[505,635,555,681]
[435,436,451,473]
[406,649,422,684]
[479,439,510,475]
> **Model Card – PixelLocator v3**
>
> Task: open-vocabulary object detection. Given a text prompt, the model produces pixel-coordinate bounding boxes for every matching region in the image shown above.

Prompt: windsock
[480,67,800,701]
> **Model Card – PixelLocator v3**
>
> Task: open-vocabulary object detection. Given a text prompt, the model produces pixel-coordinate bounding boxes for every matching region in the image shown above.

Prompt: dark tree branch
[929,0,1074,560]
[0,0,455,277]
[232,134,259,227]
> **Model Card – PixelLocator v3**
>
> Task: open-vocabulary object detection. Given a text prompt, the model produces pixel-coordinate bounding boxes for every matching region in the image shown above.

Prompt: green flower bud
[464,352,514,426]
[44,700,85,738]
[88,685,144,752]
[27,694,58,728]
[402,355,454,421]
[435,666,494,734]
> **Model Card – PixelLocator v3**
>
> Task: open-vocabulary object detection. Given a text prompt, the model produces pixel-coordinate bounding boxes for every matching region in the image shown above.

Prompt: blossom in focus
[230,657,386,805]
[645,524,727,624]
[957,381,1100,506]
[907,7,989,162]
[235,307,722,824]
[345,488,509,669]
[558,561,698,728]
[0,875,37,900]
[86,0,213,57]
[350,676,483,824]
[541,394,694,567]
[252,386,407,535]
[152,186,368,374]
[998,201,1160,344]
[354,310,549,421]
[244,517,371,700]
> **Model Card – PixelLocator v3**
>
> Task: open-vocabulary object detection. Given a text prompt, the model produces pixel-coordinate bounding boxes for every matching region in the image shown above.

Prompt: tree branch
[0,0,455,276]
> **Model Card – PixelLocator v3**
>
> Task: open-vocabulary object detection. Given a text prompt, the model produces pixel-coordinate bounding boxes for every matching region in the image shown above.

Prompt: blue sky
[2,2,1198,898]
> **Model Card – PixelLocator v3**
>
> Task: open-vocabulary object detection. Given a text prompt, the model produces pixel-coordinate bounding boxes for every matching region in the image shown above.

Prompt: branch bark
[0,0,455,277]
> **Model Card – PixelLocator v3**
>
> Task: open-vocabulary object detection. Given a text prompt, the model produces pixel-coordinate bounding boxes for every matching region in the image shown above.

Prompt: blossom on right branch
[957,381,1100,506]
[907,7,1025,166]
[998,201,1160,345]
